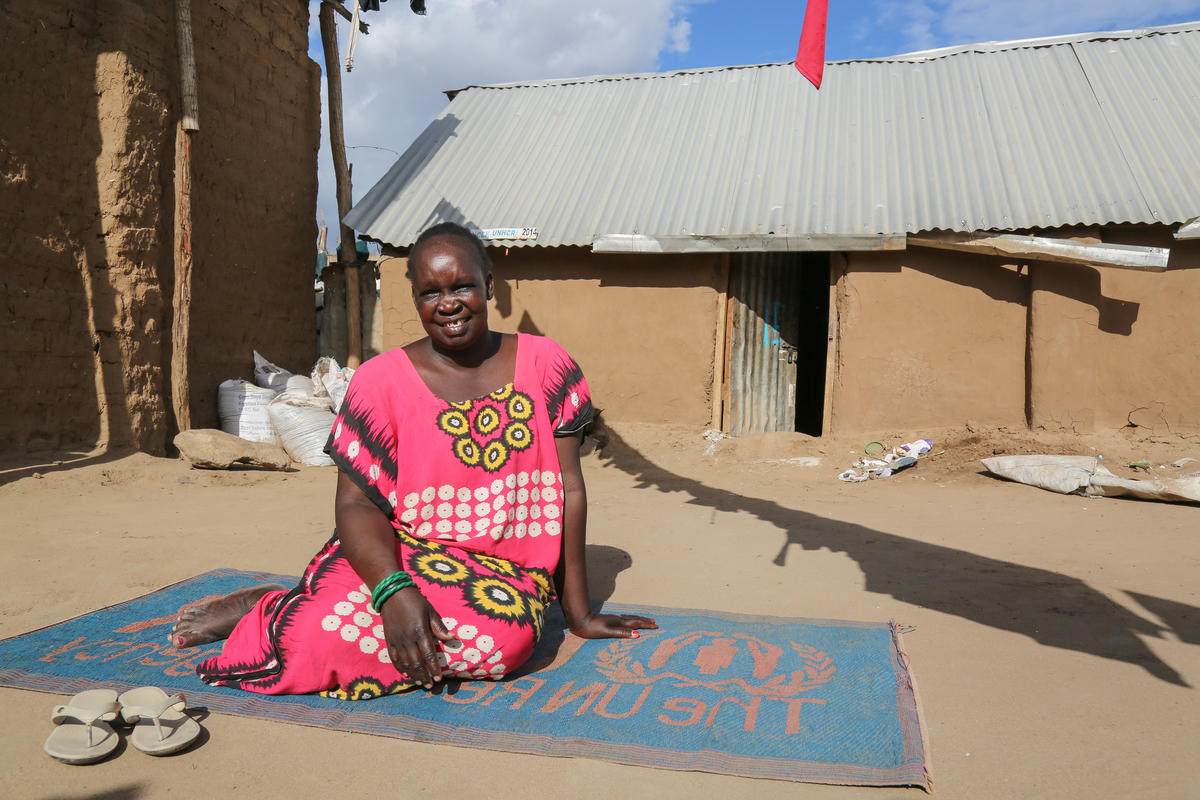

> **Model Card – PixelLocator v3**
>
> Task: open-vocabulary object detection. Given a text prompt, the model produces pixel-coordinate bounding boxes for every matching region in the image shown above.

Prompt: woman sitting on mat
[170,222,656,699]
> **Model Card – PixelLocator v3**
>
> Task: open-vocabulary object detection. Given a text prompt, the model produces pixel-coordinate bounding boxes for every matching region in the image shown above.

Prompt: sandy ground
[1,422,1198,799]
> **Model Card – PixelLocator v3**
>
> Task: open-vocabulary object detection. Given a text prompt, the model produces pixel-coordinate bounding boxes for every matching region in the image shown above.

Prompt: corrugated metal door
[727,253,803,435]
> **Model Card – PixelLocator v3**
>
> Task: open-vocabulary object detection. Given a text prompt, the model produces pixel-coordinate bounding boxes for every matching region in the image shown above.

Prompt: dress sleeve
[542,340,594,438]
[324,362,400,518]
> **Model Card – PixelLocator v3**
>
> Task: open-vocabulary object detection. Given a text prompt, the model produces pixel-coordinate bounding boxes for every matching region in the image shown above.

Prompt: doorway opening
[724,252,830,436]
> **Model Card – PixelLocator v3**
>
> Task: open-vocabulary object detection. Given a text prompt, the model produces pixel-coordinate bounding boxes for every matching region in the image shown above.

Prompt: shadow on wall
[855,249,1141,335]
[490,276,543,335]
[596,426,1194,687]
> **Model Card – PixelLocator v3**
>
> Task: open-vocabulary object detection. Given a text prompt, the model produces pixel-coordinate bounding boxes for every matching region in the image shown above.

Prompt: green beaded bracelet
[371,571,416,611]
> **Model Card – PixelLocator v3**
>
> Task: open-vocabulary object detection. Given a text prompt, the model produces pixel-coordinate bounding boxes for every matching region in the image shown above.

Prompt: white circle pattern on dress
[396,472,562,542]
[347,441,360,458]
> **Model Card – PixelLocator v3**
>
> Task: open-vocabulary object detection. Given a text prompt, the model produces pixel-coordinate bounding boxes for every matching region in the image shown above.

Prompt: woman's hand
[379,586,457,688]
[570,612,658,640]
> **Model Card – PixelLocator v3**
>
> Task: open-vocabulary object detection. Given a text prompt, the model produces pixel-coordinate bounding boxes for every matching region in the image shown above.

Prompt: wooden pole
[319,1,362,368]
[171,0,198,433]
[710,253,730,431]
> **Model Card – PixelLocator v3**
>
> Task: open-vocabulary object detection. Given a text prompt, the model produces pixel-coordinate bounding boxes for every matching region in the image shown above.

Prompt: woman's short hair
[407,221,492,280]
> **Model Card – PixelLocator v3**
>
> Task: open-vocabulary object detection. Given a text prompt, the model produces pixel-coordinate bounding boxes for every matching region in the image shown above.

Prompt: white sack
[253,350,294,393]
[268,390,336,466]
[217,379,280,446]
[981,454,1200,504]
[980,455,1097,495]
[311,356,355,413]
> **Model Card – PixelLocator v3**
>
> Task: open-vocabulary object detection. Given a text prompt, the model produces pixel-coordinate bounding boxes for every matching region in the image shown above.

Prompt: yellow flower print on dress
[465,576,530,625]
[528,568,553,604]
[503,421,532,451]
[506,393,533,421]
[435,389,537,471]
[320,676,410,700]
[475,553,519,578]
[454,436,482,467]
[474,406,501,436]
[482,441,508,472]
[412,551,471,585]
[438,408,470,437]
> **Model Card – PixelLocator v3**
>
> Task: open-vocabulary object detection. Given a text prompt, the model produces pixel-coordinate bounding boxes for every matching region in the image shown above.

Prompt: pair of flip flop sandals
[44,687,202,765]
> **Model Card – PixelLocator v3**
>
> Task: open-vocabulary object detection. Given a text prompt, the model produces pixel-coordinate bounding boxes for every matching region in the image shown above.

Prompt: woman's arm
[335,472,453,687]
[553,434,657,639]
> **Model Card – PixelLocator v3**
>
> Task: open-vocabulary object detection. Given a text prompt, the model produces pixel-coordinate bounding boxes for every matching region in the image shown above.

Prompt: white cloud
[883,0,1200,53]
[311,0,693,251]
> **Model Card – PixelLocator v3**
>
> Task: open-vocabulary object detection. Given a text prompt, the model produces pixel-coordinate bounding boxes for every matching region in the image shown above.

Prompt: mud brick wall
[188,0,320,428]
[0,0,318,454]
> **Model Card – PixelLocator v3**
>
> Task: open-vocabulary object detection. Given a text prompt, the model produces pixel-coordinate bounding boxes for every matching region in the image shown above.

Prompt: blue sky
[310,1,1200,251]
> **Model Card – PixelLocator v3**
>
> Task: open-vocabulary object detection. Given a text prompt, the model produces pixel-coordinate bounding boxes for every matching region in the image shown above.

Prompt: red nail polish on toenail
[631,631,640,639]
[177,637,184,646]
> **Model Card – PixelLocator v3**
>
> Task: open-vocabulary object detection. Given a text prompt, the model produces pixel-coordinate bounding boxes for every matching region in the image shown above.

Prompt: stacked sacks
[217,352,355,467]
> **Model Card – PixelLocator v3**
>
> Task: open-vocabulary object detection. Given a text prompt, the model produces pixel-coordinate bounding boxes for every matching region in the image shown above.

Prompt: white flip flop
[44,689,121,765]
[117,687,201,756]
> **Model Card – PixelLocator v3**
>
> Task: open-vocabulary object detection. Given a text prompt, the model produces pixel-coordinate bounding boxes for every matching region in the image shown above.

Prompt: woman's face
[410,235,494,351]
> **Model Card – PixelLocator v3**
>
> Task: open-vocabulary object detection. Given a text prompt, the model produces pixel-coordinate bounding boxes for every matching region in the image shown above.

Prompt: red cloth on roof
[794,0,829,88]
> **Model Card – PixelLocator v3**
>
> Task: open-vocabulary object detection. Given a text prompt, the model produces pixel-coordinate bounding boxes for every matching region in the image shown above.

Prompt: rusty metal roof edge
[591,233,906,254]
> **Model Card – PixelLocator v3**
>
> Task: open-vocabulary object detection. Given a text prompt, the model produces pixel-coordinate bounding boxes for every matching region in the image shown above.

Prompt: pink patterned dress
[197,334,592,700]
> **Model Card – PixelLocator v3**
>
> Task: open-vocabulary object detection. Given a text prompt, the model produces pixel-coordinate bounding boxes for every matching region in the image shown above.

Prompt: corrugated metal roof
[345,22,1200,250]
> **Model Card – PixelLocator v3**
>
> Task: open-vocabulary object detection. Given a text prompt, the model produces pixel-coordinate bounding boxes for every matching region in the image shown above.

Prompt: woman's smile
[410,235,494,352]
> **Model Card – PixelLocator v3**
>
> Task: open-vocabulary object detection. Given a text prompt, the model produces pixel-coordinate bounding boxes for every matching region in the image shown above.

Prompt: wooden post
[821,253,847,438]
[319,1,362,368]
[171,0,198,433]
[710,253,731,431]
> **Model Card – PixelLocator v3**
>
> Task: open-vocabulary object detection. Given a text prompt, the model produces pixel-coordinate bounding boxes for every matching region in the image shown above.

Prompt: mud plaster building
[348,23,1200,438]
[1,1,320,454]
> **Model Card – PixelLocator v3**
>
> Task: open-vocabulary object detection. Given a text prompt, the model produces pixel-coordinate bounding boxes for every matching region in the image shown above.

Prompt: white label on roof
[474,227,538,241]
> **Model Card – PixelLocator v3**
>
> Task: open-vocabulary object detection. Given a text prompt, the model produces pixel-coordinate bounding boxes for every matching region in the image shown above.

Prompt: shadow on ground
[597,428,1195,688]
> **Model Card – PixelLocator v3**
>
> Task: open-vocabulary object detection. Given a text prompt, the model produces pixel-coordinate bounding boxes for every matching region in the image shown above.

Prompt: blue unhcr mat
[0,569,931,789]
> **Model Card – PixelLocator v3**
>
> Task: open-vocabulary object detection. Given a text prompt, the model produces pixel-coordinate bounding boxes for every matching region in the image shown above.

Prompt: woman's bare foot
[169,584,287,648]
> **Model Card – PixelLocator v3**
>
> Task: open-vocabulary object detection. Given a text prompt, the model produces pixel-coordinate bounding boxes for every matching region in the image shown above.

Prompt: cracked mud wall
[0,1,319,454]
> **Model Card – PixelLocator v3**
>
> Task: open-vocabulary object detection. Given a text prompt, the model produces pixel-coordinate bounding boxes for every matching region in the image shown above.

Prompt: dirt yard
[1,422,1197,799]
